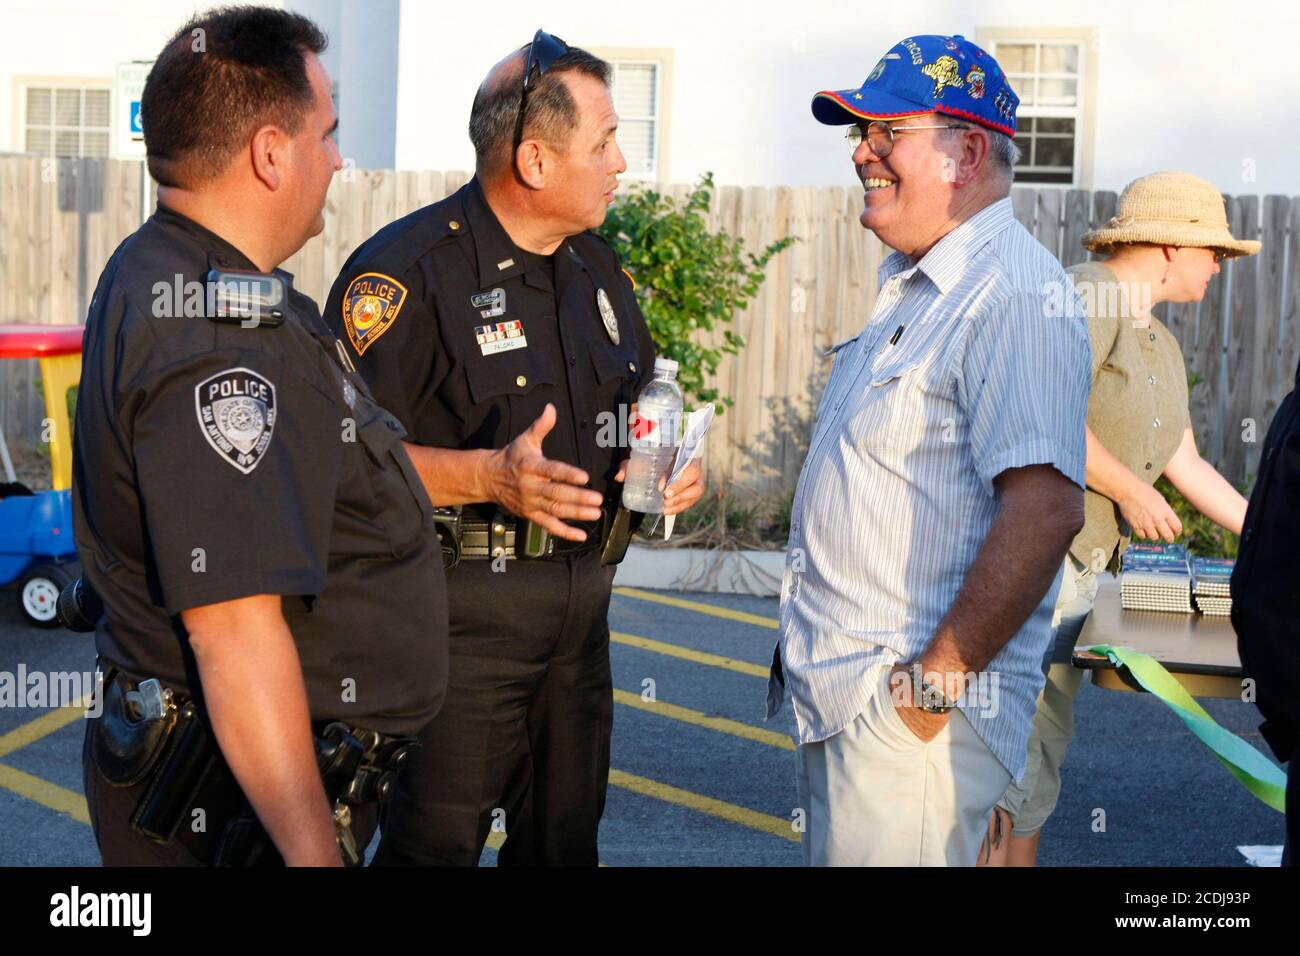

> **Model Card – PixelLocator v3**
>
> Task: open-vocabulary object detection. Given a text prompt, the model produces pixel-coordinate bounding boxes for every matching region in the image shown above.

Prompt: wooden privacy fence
[1,155,1296,494]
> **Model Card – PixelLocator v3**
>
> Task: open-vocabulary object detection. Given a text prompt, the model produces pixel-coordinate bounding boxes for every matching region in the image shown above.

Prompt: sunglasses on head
[511,29,570,160]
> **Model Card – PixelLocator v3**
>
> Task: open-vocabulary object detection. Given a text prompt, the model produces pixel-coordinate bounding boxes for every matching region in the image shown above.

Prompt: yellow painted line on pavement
[612,689,792,750]
[0,702,89,759]
[611,631,767,678]
[0,701,793,856]
[0,758,516,859]
[608,769,797,843]
[0,759,790,857]
[478,831,608,866]
[0,702,508,852]
[0,759,518,862]
[0,762,90,825]
[613,587,779,630]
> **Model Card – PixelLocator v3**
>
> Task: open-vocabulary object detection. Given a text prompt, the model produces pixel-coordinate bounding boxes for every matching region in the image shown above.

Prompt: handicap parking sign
[112,61,152,159]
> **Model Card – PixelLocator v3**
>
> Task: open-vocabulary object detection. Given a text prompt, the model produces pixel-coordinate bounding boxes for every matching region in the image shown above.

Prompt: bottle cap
[653,357,678,377]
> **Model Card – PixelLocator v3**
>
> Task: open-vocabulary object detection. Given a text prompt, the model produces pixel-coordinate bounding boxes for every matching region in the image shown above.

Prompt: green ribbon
[1086,644,1286,814]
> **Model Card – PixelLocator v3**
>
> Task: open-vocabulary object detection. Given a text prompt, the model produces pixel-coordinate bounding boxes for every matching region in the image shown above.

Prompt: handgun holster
[601,506,647,567]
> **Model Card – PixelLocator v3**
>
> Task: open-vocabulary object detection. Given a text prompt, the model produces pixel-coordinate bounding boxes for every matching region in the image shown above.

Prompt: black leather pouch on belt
[132,700,215,843]
[601,506,647,566]
[212,811,280,867]
[90,672,218,844]
[316,722,418,805]
[90,673,178,787]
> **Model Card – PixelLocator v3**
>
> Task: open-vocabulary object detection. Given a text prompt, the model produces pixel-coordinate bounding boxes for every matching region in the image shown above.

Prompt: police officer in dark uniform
[73,7,447,866]
[1232,357,1300,866]
[323,32,705,865]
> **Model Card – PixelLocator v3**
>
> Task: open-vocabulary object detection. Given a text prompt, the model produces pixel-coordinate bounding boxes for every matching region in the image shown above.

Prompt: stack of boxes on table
[1119,543,1235,617]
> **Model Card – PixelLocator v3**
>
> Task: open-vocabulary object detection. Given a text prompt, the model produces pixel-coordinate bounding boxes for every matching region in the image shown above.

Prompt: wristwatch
[911,663,957,714]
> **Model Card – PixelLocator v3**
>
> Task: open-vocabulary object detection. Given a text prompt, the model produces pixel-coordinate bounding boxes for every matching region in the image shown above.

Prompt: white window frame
[592,48,673,184]
[14,76,113,158]
[976,28,1099,190]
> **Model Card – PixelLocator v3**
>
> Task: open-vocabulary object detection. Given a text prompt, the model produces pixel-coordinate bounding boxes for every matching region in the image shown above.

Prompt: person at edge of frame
[981,171,1255,866]
[323,30,706,866]
[1232,357,1300,866]
[73,5,448,866]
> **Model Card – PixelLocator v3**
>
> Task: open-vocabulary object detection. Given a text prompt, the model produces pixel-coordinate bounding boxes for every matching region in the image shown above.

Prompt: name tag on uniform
[476,320,527,355]
[471,288,506,318]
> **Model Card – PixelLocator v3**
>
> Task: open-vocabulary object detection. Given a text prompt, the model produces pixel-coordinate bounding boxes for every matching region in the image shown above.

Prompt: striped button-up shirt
[768,197,1091,780]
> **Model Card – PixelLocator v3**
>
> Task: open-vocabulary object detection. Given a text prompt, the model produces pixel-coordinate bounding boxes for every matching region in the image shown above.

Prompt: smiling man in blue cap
[767,35,1093,866]
[811,34,1021,259]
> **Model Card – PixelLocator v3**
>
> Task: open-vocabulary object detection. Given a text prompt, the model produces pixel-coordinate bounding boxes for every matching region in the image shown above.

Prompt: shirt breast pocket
[464,350,560,444]
[868,343,929,387]
[849,349,940,453]
[352,399,431,557]
[590,345,637,411]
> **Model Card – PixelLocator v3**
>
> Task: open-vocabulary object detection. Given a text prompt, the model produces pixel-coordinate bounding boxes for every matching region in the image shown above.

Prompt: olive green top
[1066,261,1190,571]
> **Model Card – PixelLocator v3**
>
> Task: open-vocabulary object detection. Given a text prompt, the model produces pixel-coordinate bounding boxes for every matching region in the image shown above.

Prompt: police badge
[596,288,619,345]
[342,272,408,356]
[195,367,276,474]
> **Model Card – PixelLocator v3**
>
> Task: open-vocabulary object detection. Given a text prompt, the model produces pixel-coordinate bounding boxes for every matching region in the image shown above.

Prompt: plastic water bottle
[622,358,683,513]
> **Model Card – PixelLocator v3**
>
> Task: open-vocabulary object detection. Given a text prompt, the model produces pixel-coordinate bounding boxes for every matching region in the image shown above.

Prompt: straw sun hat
[1081,171,1260,259]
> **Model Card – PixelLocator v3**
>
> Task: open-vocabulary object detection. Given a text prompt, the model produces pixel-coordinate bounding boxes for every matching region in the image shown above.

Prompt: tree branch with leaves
[599,173,795,411]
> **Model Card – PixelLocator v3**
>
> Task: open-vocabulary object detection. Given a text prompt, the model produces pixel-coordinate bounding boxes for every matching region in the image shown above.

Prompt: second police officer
[325,31,705,866]
[74,8,448,865]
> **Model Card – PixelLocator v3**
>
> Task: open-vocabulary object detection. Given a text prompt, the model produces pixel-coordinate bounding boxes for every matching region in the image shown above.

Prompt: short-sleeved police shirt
[323,178,655,530]
[72,204,448,736]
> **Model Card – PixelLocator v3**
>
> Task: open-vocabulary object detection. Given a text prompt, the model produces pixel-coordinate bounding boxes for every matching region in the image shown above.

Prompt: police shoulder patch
[195,367,276,474]
[342,272,408,356]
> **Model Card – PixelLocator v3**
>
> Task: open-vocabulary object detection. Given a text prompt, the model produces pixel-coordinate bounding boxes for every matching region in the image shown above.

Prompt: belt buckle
[431,506,462,570]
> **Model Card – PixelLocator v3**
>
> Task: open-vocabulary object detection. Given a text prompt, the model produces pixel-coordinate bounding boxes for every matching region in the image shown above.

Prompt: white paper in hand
[662,405,715,540]
[1237,845,1283,867]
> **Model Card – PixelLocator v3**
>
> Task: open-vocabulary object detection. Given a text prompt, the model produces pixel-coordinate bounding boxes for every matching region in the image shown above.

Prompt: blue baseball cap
[812,35,1019,136]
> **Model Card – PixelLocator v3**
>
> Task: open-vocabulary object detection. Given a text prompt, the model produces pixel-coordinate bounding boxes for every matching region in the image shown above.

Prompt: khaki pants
[996,554,1101,835]
[795,664,1012,866]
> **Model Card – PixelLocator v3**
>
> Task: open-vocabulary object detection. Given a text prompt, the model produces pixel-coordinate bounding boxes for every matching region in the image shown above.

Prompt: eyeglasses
[511,29,570,161]
[845,121,970,157]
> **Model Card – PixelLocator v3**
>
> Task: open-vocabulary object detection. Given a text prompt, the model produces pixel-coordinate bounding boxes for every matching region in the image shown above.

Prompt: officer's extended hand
[614,457,706,517]
[484,403,604,542]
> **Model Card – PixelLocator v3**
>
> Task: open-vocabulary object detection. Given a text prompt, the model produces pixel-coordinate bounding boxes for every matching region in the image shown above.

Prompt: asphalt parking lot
[0,584,1286,866]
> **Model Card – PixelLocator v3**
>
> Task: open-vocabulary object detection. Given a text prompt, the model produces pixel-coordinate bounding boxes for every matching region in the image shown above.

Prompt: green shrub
[1155,477,1239,559]
[598,173,794,411]
[1155,369,1239,559]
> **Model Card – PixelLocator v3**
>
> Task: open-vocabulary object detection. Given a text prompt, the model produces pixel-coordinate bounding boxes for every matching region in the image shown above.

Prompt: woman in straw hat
[981,171,1258,866]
